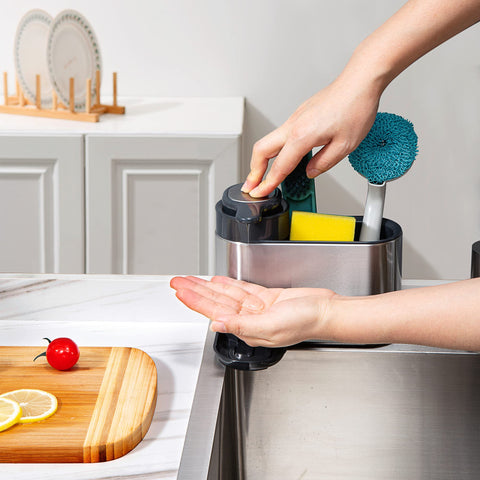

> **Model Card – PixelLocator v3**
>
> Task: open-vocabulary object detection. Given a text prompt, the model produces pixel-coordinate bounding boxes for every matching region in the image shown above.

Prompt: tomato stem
[33,351,47,362]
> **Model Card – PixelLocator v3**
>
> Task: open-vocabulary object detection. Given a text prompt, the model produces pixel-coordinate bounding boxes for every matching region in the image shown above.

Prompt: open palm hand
[170,275,337,347]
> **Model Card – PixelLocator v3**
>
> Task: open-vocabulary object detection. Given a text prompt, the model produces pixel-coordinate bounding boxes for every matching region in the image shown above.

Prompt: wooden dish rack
[0,71,125,122]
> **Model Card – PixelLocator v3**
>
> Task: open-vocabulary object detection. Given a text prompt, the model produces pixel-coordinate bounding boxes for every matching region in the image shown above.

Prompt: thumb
[210,312,271,343]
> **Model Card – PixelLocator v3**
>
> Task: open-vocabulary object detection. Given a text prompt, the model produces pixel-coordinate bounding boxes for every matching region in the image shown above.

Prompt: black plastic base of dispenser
[472,241,480,278]
[214,333,286,371]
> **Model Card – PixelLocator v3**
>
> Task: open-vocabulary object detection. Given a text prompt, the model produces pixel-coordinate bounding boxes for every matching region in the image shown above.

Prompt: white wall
[1,0,479,280]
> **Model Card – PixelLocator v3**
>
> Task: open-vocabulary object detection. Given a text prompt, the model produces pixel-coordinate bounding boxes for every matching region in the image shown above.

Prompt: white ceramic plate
[47,9,102,110]
[14,9,53,108]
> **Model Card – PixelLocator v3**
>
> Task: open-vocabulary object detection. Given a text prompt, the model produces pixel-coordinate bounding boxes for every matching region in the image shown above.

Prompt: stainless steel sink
[179,331,480,479]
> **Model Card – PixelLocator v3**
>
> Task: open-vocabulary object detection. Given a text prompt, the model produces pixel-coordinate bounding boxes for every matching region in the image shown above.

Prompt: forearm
[339,0,480,94]
[327,278,480,351]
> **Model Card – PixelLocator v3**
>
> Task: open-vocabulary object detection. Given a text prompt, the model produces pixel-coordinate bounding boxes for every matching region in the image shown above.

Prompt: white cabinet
[0,135,84,273]
[0,97,243,275]
[86,135,239,275]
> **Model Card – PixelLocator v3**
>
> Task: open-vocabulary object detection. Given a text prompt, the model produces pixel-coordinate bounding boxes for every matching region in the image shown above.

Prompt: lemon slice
[0,397,22,432]
[0,389,57,424]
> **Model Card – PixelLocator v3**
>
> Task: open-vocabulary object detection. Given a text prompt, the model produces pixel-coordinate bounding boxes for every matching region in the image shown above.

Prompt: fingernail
[210,321,227,333]
[249,187,261,197]
[241,182,250,193]
[306,168,320,179]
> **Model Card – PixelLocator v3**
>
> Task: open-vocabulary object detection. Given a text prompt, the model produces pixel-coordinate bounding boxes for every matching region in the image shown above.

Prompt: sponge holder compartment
[215,217,402,296]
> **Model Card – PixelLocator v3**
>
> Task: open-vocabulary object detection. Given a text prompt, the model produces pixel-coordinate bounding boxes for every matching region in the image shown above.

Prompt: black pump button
[223,183,284,223]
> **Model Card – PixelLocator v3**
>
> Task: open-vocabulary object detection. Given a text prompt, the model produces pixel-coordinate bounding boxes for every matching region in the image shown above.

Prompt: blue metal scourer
[348,112,418,241]
[348,112,418,184]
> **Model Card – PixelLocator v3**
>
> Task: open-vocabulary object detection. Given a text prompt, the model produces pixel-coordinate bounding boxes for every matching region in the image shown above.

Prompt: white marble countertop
[0,274,209,479]
[0,96,244,136]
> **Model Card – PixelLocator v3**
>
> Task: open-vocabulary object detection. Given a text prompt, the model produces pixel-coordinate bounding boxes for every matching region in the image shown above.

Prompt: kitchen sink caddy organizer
[1,70,125,122]
[214,112,418,371]
[214,183,404,371]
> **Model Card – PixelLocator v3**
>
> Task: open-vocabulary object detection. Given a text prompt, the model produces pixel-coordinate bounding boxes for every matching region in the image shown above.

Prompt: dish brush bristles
[282,154,312,200]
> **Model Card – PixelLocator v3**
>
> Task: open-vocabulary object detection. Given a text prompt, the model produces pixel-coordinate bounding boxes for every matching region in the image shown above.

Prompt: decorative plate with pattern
[47,9,102,110]
[14,9,54,108]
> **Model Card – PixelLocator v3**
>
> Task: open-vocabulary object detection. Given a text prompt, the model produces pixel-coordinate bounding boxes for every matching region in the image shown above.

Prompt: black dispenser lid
[216,184,289,243]
[222,183,285,222]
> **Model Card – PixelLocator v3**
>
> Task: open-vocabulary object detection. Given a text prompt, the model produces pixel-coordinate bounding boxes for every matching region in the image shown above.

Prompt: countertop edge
[177,329,225,480]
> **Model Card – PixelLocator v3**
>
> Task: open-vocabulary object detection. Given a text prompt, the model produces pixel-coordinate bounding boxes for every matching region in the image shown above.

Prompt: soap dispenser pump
[214,183,290,370]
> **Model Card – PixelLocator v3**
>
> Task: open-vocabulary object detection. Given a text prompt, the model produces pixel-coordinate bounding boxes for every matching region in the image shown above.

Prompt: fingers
[242,128,286,194]
[171,276,328,348]
[245,134,361,196]
[187,276,265,311]
[248,140,314,198]
[171,276,281,345]
[210,275,268,298]
[306,140,351,177]
[210,312,275,347]
[170,276,265,318]
[244,113,331,198]
[175,287,238,319]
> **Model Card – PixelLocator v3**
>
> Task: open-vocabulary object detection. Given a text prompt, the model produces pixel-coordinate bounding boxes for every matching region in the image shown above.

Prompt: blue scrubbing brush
[281,151,317,216]
[348,112,418,241]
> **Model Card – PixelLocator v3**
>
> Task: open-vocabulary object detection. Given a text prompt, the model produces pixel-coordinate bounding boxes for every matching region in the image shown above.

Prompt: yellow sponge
[290,211,356,241]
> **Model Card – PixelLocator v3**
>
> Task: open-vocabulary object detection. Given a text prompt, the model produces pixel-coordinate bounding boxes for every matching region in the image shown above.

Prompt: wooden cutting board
[0,346,157,463]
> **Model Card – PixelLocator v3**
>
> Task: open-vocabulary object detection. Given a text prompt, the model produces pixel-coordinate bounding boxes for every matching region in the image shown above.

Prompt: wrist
[322,294,390,345]
[317,293,354,343]
[338,44,394,98]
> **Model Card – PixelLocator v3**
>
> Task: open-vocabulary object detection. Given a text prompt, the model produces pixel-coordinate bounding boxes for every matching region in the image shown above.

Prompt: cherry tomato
[34,337,80,371]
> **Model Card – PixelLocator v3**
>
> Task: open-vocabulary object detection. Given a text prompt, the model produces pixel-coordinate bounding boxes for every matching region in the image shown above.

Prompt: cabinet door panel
[0,135,84,273]
[86,136,240,275]
[119,165,206,274]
